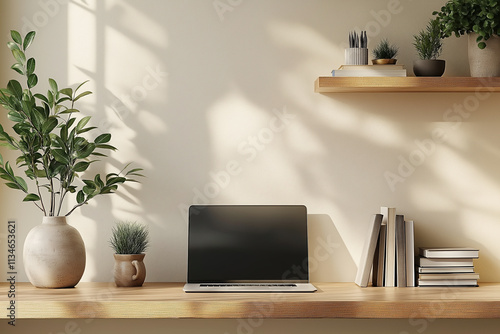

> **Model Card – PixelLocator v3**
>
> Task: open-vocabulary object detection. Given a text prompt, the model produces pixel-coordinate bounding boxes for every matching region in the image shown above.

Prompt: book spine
[381,207,396,287]
[395,215,406,287]
[405,220,415,287]
[354,214,383,287]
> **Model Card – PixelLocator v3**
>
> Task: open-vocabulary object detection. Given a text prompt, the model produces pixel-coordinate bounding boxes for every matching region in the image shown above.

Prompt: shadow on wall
[308,214,356,282]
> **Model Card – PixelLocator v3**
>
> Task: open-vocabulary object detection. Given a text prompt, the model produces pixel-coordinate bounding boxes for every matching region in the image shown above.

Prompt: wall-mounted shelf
[315,77,500,93]
[2,282,500,319]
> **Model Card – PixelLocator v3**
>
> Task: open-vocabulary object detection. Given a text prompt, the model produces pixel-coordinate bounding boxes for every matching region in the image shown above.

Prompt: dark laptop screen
[187,205,309,283]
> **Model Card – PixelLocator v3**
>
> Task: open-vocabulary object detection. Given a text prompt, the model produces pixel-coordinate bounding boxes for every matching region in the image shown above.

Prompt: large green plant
[0,30,143,217]
[413,19,443,60]
[433,0,500,49]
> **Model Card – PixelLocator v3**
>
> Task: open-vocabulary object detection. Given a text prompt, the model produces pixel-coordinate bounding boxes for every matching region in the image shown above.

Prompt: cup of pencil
[345,31,368,65]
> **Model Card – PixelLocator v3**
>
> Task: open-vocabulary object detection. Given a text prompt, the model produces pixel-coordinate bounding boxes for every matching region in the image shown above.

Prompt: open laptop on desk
[183,205,316,293]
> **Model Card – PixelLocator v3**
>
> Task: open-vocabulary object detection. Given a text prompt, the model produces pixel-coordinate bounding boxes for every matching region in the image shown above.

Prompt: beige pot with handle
[113,253,146,287]
[468,33,500,77]
[23,216,86,288]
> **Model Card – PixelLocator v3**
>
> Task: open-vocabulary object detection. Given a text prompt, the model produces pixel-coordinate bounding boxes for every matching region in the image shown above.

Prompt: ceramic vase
[468,33,500,77]
[113,253,146,287]
[23,216,86,288]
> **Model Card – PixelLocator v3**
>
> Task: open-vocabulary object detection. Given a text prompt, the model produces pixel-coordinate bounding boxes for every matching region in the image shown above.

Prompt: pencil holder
[345,48,368,65]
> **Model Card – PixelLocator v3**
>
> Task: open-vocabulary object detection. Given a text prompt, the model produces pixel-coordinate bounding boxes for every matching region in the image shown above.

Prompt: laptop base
[183,283,317,293]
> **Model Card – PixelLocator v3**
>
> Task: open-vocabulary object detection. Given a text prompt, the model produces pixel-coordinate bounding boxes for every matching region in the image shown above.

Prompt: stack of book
[417,247,479,287]
[355,207,415,288]
[331,64,407,77]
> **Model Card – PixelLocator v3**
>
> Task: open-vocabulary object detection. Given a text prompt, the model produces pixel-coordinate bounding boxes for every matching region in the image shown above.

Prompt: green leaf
[94,133,111,144]
[11,63,24,75]
[479,41,487,49]
[106,176,126,186]
[34,93,49,104]
[7,111,24,123]
[7,80,23,99]
[77,190,85,204]
[76,126,97,134]
[26,58,35,75]
[73,161,90,172]
[23,193,40,202]
[74,80,89,93]
[51,149,70,164]
[74,91,92,102]
[23,31,36,50]
[7,42,20,51]
[5,182,20,190]
[60,88,73,97]
[28,74,38,89]
[10,30,22,44]
[59,108,80,115]
[49,78,58,93]
[94,174,104,188]
[95,144,116,151]
[12,49,26,64]
[15,176,28,192]
[76,116,92,132]
[76,143,96,159]
[42,117,58,133]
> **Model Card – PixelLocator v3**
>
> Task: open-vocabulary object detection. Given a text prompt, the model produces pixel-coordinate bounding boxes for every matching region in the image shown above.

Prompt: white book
[381,207,396,287]
[418,273,479,280]
[418,266,475,273]
[419,257,474,267]
[405,220,415,287]
[419,247,479,259]
[338,64,406,70]
[418,279,478,287]
[332,69,407,77]
[355,214,383,287]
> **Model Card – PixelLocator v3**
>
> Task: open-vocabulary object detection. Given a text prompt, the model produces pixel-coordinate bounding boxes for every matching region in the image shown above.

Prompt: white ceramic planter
[468,33,500,77]
[23,216,86,288]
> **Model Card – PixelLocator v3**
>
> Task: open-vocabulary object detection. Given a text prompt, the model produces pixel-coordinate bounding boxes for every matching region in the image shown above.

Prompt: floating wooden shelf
[314,77,500,93]
[2,282,500,319]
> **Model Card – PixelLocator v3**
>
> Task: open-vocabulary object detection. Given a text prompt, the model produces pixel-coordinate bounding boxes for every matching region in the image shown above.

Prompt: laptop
[183,205,317,293]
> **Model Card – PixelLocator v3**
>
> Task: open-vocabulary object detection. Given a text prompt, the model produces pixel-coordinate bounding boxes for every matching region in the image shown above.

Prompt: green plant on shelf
[372,39,398,59]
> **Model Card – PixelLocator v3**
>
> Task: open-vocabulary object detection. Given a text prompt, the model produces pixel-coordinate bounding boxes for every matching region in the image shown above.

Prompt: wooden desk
[1,282,500,319]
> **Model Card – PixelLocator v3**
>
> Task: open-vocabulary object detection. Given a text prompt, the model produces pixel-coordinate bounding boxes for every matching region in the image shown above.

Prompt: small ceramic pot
[113,253,146,287]
[413,59,446,77]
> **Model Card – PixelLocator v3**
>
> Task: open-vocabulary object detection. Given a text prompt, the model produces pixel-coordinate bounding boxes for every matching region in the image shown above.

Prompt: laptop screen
[187,205,309,283]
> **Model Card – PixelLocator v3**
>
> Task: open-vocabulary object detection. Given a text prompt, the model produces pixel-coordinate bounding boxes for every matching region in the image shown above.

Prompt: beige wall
[1,0,500,333]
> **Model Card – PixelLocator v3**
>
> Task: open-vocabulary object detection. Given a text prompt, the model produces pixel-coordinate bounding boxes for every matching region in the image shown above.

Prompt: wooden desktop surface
[2,282,500,319]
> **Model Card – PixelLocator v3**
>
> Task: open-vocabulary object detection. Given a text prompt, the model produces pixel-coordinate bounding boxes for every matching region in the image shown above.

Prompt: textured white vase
[468,33,500,77]
[23,216,86,288]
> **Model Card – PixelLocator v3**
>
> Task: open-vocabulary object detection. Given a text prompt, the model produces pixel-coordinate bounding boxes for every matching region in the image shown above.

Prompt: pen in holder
[345,31,368,65]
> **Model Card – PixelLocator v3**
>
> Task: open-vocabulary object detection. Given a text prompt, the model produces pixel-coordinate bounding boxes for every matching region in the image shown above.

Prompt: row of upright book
[355,207,480,288]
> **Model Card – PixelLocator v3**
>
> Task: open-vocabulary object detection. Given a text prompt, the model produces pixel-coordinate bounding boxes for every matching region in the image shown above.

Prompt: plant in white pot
[433,0,500,77]
[0,31,143,288]
[413,19,446,77]
[109,222,149,287]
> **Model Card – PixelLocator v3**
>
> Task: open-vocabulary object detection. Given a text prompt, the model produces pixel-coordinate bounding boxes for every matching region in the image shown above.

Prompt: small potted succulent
[372,39,399,64]
[433,0,500,76]
[413,19,445,77]
[109,221,150,287]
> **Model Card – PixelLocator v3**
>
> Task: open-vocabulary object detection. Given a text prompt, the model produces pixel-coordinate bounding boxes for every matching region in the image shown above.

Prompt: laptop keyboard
[200,283,297,287]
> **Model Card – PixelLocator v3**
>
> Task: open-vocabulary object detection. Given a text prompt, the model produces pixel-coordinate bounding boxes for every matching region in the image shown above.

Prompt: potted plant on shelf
[372,39,399,64]
[109,221,149,287]
[433,0,500,77]
[0,30,143,288]
[413,19,446,77]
